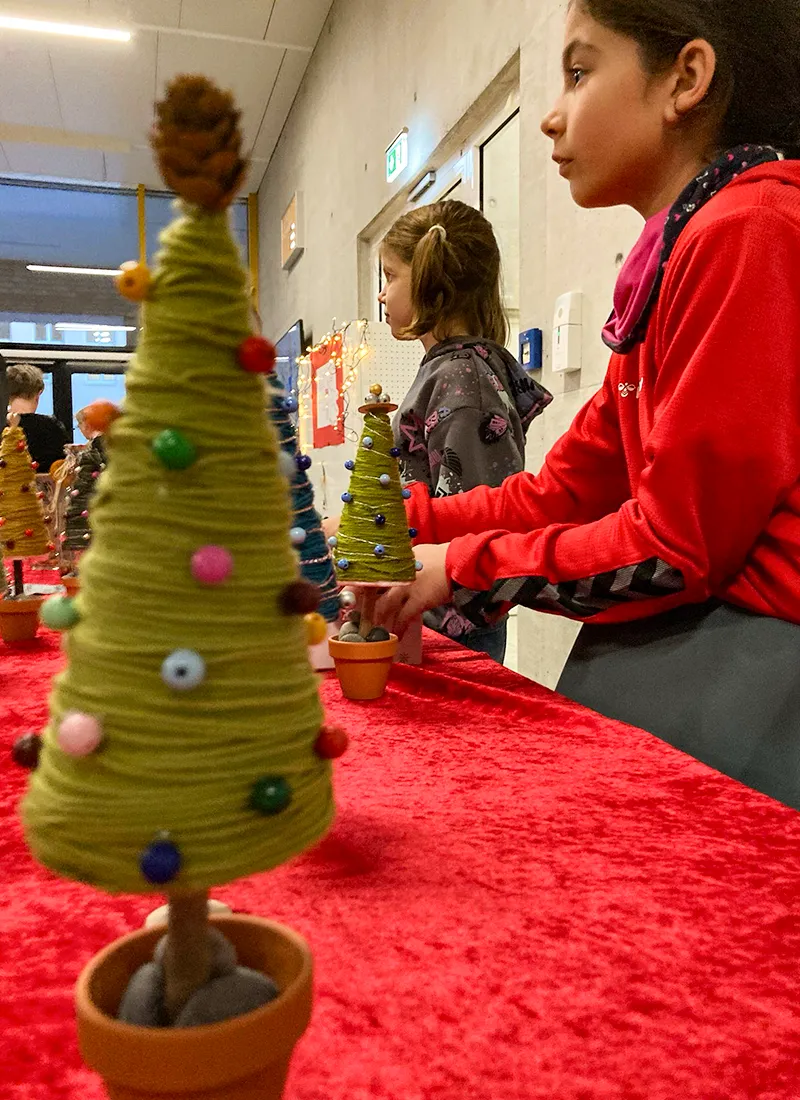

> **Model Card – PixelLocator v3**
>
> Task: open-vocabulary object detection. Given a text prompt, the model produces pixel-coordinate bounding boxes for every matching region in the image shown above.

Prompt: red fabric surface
[2,628,800,1099]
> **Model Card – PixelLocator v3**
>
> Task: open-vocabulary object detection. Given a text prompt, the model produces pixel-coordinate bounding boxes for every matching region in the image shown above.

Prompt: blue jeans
[454,619,508,664]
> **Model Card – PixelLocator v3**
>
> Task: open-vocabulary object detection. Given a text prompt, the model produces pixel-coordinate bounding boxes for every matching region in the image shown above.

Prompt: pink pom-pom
[57,712,103,757]
[191,545,233,586]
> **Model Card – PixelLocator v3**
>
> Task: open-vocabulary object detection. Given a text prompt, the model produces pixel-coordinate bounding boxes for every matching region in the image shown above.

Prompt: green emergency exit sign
[386,129,409,183]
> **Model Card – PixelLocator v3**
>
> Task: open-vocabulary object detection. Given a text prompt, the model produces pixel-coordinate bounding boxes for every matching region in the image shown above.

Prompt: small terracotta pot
[62,575,80,597]
[0,595,43,644]
[328,634,399,700]
[75,915,313,1100]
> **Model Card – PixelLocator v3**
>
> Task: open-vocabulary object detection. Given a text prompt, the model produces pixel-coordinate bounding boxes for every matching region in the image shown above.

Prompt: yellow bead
[116,260,152,302]
[305,612,327,646]
[369,383,383,397]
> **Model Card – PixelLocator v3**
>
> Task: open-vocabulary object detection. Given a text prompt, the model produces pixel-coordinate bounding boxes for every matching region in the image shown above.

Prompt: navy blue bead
[341,492,353,504]
[390,447,401,458]
[140,839,182,885]
[337,558,350,571]
[408,527,418,538]
[344,460,355,471]
[283,397,299,413]
[402,488,412,499]
[375,514,386,527]
[296,454,312,471]
[374,544,386,557]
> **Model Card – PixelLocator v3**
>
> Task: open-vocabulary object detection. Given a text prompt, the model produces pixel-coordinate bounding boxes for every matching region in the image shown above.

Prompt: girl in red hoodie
[379,0,800,809]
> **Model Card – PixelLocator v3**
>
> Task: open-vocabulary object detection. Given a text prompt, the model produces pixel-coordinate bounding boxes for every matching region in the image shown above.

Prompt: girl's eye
[570,67,586,86]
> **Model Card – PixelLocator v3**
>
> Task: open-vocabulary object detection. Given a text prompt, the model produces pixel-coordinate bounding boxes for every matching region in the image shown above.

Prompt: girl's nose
[541,104,563,140]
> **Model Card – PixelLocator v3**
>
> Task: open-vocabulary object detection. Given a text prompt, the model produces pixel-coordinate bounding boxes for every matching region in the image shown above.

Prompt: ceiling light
[55,323,136,332]
[0,15,131,42]
[27,265,122,276]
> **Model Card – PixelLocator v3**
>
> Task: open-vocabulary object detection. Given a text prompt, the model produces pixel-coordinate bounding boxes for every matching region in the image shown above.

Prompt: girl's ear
[664,38,717,125]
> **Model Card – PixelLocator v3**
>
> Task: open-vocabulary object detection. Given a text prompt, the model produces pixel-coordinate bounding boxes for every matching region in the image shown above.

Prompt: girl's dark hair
[577,0,800,151]
[382,200,508,346]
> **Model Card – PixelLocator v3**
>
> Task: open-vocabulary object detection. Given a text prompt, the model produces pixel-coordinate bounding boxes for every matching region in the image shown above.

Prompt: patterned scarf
[602,144,785,354]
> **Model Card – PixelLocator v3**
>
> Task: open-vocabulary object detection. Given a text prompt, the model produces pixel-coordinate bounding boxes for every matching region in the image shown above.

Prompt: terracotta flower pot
[75,915,313,1100]
[62,574,80,597]
[0,595,44,644]
[328,633,399,700]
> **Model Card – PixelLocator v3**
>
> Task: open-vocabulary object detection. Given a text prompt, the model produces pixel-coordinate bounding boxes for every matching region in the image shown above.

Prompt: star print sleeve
[441,205,800,625]
[406,374,629,541]
[426,405,525,496]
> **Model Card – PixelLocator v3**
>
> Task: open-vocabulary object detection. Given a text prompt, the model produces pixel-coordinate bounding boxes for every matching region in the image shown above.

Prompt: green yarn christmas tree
[333,387,416,585]
[22,75,343,1027]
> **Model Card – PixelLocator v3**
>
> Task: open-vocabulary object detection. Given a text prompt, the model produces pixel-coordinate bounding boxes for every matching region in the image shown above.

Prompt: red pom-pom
[16,440,25,452]
[238,336,277,374]
[314,724,349,760]
[30,461,39,470]
[24,529,33,538]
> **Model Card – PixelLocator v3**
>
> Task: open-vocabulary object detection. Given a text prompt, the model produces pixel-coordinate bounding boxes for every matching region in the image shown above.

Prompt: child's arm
[441,205,800,627]
[407,373,630,542]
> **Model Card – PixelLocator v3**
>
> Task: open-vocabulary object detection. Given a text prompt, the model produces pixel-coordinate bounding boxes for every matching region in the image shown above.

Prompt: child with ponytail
[376,199,551,662]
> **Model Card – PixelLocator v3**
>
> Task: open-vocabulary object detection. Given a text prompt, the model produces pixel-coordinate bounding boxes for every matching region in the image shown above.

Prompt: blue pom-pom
[296,454,312,472]
[283,396,299,413]
[337,558,350,571]
[341,492,353,504]
[379,474,391,487]
[408,527,418,538]
[374,544,386,557]
[140,839,182,885]
[390,447,401,458]
[362,436,374,450]
[402,488,412,499]
[344,460,355,471]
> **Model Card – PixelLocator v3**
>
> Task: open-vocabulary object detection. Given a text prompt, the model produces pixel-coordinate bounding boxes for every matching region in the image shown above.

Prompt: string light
[295,320,372,445]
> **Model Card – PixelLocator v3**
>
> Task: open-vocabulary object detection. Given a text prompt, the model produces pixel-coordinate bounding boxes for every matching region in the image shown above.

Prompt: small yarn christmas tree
[23,75,344,1032]
[267,375,338,625]
[63,437,106,554]
[0,419,50,597]
[333,385,416,586]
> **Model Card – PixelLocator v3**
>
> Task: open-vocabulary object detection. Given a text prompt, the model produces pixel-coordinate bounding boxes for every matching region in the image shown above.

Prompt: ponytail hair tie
[428,224,447,242]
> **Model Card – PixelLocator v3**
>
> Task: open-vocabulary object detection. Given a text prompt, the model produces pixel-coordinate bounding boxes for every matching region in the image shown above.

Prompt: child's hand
[375,543,451,636]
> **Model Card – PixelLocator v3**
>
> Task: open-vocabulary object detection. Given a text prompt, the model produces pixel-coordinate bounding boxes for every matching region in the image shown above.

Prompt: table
[2,626,799,1099]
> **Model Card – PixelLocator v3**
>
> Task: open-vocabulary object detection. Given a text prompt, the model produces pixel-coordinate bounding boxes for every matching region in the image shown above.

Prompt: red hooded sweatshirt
[406,161,800,626]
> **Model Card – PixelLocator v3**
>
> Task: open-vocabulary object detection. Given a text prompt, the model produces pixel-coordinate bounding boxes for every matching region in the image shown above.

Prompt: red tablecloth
[1,628,799,1099]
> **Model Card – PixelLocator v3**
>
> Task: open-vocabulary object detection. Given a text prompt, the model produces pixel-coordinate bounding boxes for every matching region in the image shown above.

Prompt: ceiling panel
[250,49,307,164]
[0,40,62,128]
[3,140,104,179]
[0,0,91,18]
[156,33,282,149]
[89,0,181,26]
[265,0,332,49]
[49,30,157,142]
[103,145,162,189]
[178,0,275,40]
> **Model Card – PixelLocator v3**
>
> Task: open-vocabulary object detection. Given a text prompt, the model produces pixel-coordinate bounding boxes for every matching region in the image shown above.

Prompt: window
[146,193,249,266]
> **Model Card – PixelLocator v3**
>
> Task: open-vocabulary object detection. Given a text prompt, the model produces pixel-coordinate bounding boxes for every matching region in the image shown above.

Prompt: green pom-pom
[249,776,292,816]
[40,594,80,631]
[152,429,197,471]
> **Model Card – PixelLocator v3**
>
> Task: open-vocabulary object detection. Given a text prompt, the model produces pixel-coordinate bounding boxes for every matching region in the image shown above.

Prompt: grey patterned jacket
[394,337,551,640]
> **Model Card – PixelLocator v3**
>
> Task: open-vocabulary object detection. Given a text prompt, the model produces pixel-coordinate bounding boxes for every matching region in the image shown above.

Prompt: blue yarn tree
[267,376,339,624]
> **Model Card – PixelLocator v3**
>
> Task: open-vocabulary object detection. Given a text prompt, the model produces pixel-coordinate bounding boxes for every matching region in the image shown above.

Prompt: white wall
[258,0,642,689]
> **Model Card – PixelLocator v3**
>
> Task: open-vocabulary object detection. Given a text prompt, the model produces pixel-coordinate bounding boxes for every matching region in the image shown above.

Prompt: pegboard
[344,322,422,441]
